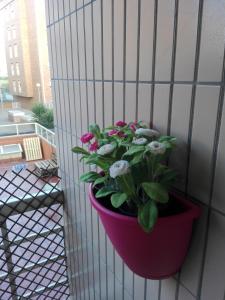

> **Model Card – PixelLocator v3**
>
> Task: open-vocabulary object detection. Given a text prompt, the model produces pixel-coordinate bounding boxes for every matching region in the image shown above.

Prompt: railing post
[16,124,19,136]
[34,123,38,135]
[0,216,17,300]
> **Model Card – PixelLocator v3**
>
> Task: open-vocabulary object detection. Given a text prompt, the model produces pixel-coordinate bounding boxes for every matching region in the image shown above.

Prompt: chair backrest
[23,137,42,161]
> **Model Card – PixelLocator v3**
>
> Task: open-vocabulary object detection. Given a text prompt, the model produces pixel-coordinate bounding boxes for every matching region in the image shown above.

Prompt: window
[10,8,15,19]
[12,27,16,39]
[18,80,22,93]
[11,63,15,76]
[7,28,11,41]
[16,63,20,75]
[9,46,13,58]
[14,44,18,57]
[5,6,9,20]
[12,81,16,92]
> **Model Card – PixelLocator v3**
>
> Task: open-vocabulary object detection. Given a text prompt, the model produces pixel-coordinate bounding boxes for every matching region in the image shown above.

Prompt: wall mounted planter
[89,185,201,279]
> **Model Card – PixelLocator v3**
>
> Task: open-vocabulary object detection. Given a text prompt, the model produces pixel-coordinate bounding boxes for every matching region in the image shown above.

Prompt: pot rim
[89,183,201,226]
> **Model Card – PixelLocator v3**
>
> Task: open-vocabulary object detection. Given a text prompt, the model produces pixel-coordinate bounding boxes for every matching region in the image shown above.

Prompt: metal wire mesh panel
[0,166,70,300]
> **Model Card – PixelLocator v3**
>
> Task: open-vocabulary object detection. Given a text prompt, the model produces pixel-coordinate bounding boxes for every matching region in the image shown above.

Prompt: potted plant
[72,121,201,279]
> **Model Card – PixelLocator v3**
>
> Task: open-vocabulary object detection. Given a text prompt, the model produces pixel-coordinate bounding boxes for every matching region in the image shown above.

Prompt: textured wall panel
[201,212,225,300]
[155,0,174,80]
[46,0,225,299]
[139,0,154,82]
[188,86,220,203]
[198,0,225,82]
[174,0,198,81]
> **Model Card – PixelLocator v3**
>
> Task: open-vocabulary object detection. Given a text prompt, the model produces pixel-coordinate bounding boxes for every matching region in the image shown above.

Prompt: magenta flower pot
[89,185,201,279]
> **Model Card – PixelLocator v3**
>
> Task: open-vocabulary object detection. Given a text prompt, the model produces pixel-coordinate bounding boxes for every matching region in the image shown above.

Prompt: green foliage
[72,147,89,155]
[93,176,107,187]
[84,153,113,170]
[72,121,177,232]
[96,186,117,198]
[80,171,101,183]
[138,200,158,232]
[32,103,46,118]
[142,182,169,203]
[111,193,128,208]
[123,145,145,157]
[39,109,54,129]
[89,124,101,139]
[32,103,54,129]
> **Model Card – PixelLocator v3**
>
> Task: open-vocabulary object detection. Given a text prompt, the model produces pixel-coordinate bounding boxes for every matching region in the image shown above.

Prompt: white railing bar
[16,124,19,136]
[22,277,68,299]
[14,253,66,276]
[0,189,63,218]
[0,271,8,281]
[0,254,66,284]
[0,122,36,128]
[0,225,63,250]
[38,134,56,147]
[34,122,38,135]
[35,123,55,135]
[0,122,55,147]
[0,122,54,134]
[0,133,35,139]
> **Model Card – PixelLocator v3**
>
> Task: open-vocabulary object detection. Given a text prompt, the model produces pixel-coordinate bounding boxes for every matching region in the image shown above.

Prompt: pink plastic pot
[89,185,201,279]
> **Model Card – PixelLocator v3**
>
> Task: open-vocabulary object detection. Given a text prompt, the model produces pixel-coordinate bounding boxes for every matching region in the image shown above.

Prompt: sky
[0,10,8,77]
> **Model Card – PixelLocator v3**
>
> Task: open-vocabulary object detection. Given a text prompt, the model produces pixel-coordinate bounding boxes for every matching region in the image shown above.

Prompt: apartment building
[3,0,52,108]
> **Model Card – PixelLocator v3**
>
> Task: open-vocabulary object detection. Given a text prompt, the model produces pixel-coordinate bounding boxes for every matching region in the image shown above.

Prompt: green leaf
[72,146,89,155]
[138,200,158,232]
[80,172,101,183]
[111,193,128,208]
[114,146,126,160]
[123,146,145,157]
[138,121,147,128]
[162,141,173,149]
[105,125,116,130]
[93,176,107,187]
[153,164,167,178]
[129,152,143,166]
[98,139,109,146]
[142,182,169,203]
[84,154,110,170]
[158,136,176,144]
[89,124,101,138]
[160,170,177,187]
[96,187,116,198]
[116,174,135,197]
[79,155,88,162]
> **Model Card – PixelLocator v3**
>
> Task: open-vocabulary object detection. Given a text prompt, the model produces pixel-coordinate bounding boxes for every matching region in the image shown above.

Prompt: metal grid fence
[0,167,70,299]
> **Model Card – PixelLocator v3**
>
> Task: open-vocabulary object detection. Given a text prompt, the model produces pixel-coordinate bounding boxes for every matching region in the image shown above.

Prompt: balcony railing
[0,123,55,147]
[0,167,69,299]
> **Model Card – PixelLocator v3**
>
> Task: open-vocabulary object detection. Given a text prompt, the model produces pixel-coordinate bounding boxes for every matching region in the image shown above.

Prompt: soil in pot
[93,185,185,218]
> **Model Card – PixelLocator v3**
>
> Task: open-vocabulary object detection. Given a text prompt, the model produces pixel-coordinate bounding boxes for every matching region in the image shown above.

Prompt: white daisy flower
[97,144,115,156]
[132,137,148,145]
[109,160,130,178]
[135,128,159,138]
[147,141,166,155]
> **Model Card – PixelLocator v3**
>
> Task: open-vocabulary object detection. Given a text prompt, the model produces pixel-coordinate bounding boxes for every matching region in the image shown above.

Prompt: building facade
[4,0,52,109]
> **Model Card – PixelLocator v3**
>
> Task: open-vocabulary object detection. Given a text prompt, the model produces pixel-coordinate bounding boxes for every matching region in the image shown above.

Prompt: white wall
[46,1,225,299]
